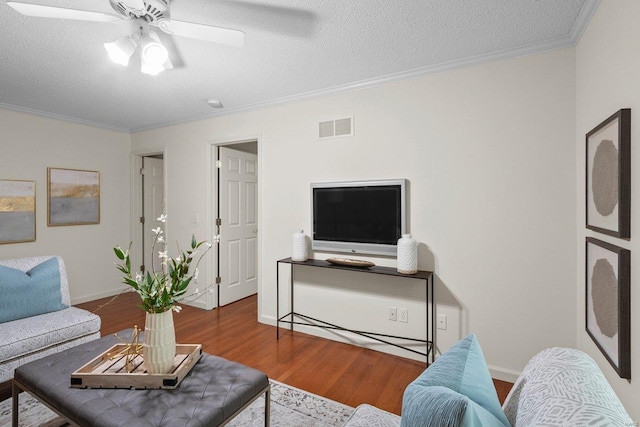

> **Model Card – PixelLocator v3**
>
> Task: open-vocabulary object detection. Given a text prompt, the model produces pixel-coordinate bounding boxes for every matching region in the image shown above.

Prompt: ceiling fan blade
[157,19,244,47]
[119,0,146,15]
[6,1,122,23]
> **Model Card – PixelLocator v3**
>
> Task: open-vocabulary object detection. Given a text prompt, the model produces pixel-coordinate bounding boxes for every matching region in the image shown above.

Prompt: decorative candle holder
[292,230,308,261]
[397,234,417,274]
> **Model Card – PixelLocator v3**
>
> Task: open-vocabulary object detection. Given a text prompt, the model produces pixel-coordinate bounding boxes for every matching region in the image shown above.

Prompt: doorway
[131,152,166,276]
[215,141,259,306]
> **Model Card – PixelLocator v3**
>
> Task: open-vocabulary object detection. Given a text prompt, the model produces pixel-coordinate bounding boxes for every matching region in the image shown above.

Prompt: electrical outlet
[398,308,408,323]
[437,314,447,330]
[388,307,397,321]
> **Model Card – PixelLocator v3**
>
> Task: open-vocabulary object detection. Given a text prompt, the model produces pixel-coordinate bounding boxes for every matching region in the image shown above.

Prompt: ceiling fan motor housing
[109,0,170,23]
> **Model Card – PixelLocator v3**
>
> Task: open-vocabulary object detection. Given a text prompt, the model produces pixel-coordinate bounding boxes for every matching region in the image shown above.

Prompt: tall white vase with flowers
[114,214,214,374]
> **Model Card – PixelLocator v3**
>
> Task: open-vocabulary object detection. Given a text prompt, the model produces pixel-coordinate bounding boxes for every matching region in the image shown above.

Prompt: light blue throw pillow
[400,334,510,427]
[0,257,67,323]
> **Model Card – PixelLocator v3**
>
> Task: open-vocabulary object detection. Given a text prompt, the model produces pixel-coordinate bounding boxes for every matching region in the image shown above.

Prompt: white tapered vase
[143,310,176,374]
[397,234,418,274]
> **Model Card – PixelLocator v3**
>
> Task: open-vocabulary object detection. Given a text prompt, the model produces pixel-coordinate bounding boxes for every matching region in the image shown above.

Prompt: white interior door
[218,146,258,305]
[143,156,165,274]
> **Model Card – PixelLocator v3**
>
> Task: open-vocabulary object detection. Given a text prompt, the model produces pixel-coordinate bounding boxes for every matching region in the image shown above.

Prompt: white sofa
[344,335,633,426]
[0,256,101,399]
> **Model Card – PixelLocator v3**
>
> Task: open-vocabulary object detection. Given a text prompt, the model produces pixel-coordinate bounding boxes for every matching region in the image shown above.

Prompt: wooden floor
[77,292,513,415]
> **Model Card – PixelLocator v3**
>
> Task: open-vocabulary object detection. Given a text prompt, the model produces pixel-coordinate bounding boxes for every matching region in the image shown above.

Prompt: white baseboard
[488,365,521,383]
[72,288,214,311]
[182,299,210,310]
[260,314,428,363]
[71,287,131,305]
[261,314,522,382]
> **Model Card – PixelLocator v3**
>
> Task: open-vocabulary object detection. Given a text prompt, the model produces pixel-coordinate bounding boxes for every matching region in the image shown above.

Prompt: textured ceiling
[0,0,599,132]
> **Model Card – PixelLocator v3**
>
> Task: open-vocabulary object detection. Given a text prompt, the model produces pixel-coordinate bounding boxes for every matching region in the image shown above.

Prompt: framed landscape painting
[585,109,631,239]
[0,179,36,244]
[585,237,631,379]
[47,168,100,226]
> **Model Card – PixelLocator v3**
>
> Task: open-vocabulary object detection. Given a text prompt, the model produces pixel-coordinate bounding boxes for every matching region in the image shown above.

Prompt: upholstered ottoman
[13,329,270,427]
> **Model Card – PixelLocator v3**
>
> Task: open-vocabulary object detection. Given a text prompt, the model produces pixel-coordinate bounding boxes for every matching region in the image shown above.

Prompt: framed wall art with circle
[585,237,630,379]
[585,108,631,239]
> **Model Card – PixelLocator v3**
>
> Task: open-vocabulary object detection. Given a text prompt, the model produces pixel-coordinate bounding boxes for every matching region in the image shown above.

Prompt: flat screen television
[311,179,407,256]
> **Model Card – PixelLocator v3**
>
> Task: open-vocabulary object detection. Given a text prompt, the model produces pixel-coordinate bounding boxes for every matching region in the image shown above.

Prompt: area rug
[0,380,354,427]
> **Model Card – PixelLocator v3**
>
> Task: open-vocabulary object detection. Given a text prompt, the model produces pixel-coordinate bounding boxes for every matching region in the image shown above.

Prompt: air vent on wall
[318,116,354,139]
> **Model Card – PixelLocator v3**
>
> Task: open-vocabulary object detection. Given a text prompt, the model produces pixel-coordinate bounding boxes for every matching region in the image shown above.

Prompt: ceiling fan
[6,0,244,75]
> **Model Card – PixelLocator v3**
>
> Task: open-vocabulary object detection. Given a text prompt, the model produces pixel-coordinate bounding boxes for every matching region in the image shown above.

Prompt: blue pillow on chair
[0,257,67,323]
[401,334,510,427]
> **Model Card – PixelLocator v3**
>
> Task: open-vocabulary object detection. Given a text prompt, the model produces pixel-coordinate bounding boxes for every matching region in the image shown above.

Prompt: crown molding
[0,102,129,133]
[132,33,582,133]
[570,0,600,43]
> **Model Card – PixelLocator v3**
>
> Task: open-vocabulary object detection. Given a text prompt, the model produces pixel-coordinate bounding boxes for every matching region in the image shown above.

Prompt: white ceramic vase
[397,234,418,274]
[292,230,308,261]
[144,310,176,374]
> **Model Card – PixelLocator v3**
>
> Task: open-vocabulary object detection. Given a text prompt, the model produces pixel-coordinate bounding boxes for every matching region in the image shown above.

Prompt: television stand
[276,257,434,364]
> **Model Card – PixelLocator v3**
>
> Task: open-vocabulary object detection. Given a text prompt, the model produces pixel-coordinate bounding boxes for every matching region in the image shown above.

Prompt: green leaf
[114,247,125,260]
[124,278,139,288]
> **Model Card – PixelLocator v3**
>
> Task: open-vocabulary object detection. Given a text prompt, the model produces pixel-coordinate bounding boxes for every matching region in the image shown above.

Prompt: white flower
[157,214,167,223]
[158,251,168,259]
[152,227,163,235]
[213,235,221,244]
[135,272,143,283]
[172,305,182,313]
[175,256,182,263]
[157,236,165,243]
[208,287,215,294]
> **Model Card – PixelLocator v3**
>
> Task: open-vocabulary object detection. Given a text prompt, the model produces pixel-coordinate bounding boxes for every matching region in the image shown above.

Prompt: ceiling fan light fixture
[140,31,169,67]
[104,35,137,66]
[140,62,165,75]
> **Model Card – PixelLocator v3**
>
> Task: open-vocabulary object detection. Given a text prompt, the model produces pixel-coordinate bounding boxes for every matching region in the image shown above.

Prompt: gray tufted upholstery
[14,330,270,427]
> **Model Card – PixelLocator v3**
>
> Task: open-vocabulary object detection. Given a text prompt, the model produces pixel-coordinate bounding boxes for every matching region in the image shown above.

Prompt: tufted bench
[12,329,270,427]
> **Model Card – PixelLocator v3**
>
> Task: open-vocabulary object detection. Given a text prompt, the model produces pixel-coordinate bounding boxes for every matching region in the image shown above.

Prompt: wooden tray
[326,258,375,268]
[70,343,202,389]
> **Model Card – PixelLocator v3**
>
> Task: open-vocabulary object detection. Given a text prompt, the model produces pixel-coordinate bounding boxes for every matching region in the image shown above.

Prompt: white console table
[276,257,434,364]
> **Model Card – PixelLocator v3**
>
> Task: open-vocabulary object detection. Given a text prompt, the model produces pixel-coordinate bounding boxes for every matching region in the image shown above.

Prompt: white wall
[576,0,640,420]
[132,47,577,381]
[0,108,131,304]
